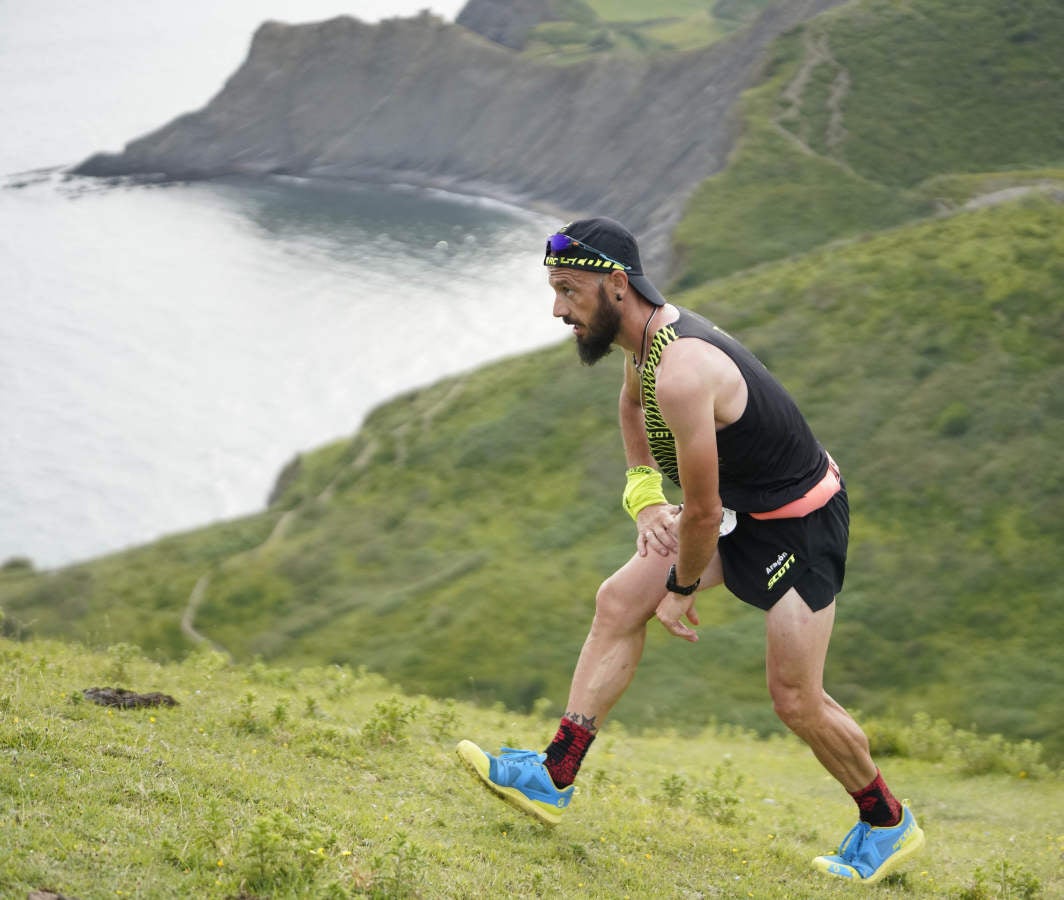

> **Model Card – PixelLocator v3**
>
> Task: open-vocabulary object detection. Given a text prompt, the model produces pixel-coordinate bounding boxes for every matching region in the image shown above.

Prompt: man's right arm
[619,357,654,467]
[619,357,680,558]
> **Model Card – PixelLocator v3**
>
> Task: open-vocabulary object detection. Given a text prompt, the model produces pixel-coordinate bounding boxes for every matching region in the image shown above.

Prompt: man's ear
[610,269,629,300]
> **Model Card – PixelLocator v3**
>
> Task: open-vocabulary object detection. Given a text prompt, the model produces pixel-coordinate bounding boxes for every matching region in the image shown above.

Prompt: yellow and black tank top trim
[639,323,681,486]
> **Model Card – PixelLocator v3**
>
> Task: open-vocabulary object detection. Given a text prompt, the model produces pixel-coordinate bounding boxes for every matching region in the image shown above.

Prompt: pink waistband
[750,455,841,520]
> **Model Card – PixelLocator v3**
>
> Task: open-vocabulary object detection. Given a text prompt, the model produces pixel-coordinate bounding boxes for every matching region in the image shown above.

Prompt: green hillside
[4,194,1061,761]
[520,0,775,60]
[1,638,1059,898]
[2,0,1063,769]
[673,0,1064,285]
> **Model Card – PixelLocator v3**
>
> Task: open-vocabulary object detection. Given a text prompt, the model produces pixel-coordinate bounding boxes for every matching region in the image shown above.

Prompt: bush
[867,713,1054,778]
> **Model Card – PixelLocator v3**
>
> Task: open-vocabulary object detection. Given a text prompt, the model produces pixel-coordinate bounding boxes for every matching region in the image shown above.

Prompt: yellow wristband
[623,466,667,521]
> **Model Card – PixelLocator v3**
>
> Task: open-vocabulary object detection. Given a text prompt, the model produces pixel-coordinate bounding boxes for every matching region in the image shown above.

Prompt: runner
[458,216,925,883]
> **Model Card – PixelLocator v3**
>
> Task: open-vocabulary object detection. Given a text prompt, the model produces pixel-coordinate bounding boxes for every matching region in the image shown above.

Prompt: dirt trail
[179,375,470,653]
[774,26,856,176]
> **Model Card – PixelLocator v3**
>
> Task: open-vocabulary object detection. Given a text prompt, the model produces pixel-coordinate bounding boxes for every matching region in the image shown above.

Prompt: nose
[552,292,570,319]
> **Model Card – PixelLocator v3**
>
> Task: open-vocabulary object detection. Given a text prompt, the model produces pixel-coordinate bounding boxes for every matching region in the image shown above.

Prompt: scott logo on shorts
[766,553,796,590]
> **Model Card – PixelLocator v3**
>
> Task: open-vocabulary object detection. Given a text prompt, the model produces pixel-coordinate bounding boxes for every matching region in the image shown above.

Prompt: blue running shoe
[813,803,925,884]
[456,740,574,825]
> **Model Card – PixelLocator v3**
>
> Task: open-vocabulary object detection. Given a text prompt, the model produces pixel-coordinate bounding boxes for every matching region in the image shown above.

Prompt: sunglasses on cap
[546,232,631,271]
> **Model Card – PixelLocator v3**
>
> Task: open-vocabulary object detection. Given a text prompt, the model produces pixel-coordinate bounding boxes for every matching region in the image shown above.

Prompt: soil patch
[82,687,178,709]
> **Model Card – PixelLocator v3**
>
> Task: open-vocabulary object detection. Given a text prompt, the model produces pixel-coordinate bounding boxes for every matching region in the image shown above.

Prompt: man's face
[549,268,620,366]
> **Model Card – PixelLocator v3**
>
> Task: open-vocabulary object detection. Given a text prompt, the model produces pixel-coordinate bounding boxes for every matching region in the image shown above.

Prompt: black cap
[544,216,666,306]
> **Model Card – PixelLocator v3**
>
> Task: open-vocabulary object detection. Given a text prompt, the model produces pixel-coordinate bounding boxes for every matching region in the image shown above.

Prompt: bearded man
[458,217,924,884]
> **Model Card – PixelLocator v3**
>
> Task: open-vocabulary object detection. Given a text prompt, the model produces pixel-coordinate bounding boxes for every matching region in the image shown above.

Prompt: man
[457,217,925,884]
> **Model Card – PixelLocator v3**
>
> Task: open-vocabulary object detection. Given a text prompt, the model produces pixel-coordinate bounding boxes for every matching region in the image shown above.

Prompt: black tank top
[640,308,828,512]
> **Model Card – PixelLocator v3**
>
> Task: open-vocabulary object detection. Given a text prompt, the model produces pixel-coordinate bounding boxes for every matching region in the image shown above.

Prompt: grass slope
[2,0,1063,775]
[673,0,1064,285]
[1,638,1059,899]
[521,0,773,60]
[3,195,1061,763]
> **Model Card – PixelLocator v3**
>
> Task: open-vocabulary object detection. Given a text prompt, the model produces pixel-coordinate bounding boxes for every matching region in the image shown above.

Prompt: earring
[615,294,623,301]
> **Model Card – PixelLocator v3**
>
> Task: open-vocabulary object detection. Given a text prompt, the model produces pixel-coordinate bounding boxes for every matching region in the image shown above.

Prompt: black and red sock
[850,769,902,827]
[543,718,596,788]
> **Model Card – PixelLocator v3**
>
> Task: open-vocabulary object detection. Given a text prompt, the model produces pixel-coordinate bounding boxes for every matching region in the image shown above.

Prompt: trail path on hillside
[179,375,471,655]
[773,26,857,177]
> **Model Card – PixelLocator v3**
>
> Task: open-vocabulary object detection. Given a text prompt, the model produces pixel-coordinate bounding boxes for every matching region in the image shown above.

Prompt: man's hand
[655,591,700,642]
[635,503,682,557]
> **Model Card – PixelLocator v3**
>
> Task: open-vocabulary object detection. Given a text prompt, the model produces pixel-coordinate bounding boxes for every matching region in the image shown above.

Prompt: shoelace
[498,747,543,764]
[838,821,871,861]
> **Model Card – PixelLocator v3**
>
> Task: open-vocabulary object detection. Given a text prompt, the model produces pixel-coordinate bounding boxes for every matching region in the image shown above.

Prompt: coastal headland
[73,0,846,274]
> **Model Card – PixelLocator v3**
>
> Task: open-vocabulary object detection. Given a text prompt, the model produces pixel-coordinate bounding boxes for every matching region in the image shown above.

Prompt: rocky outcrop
[456,0,557,50]
[73,1,846,274]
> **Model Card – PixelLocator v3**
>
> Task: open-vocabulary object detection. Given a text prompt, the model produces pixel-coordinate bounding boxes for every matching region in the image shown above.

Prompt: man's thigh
[600,547,723,615]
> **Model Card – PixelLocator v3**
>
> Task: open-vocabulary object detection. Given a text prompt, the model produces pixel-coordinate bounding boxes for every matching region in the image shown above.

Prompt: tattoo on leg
[563,711,599,733]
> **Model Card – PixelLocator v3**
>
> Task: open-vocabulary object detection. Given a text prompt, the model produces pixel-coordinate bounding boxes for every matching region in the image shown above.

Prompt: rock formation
[74,1,845,274]
[456,0,557,50]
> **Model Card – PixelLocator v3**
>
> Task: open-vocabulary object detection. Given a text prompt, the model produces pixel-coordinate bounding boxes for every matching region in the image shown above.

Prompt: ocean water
[0,1,566,569]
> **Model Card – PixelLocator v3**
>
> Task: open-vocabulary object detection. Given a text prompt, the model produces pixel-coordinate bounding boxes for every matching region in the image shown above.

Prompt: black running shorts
[717,486,849,612]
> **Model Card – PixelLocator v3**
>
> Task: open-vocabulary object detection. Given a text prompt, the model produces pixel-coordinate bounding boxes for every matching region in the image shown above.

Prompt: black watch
[666,564,700,596]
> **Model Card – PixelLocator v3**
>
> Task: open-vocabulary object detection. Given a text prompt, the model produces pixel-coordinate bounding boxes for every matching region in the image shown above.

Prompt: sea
[0,0,567,570]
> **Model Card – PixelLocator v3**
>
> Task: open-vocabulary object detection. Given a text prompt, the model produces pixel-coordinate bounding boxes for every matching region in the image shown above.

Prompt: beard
[574,282,621,365]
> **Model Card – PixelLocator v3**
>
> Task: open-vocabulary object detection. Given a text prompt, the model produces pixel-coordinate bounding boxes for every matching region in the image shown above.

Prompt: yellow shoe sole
[456,740,566,826]
[813,816,926,884]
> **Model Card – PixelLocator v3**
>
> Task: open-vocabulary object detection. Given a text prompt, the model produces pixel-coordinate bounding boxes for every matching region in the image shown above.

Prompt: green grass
[814,0,1064,188]
[1,638,1060,898]
[520,0,752,60]
[672,0,1064,285]
[3,195,1062,766]
[587,0,715,23]
[2,0,1063,843]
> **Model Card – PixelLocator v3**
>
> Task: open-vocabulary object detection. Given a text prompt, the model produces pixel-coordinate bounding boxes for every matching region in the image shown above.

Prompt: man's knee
[769,681,823,733]
[593,574,653,632]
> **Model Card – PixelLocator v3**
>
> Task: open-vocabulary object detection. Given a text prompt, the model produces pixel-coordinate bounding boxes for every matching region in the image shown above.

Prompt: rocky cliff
[74,1,846,273]
[456,0,557,50]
